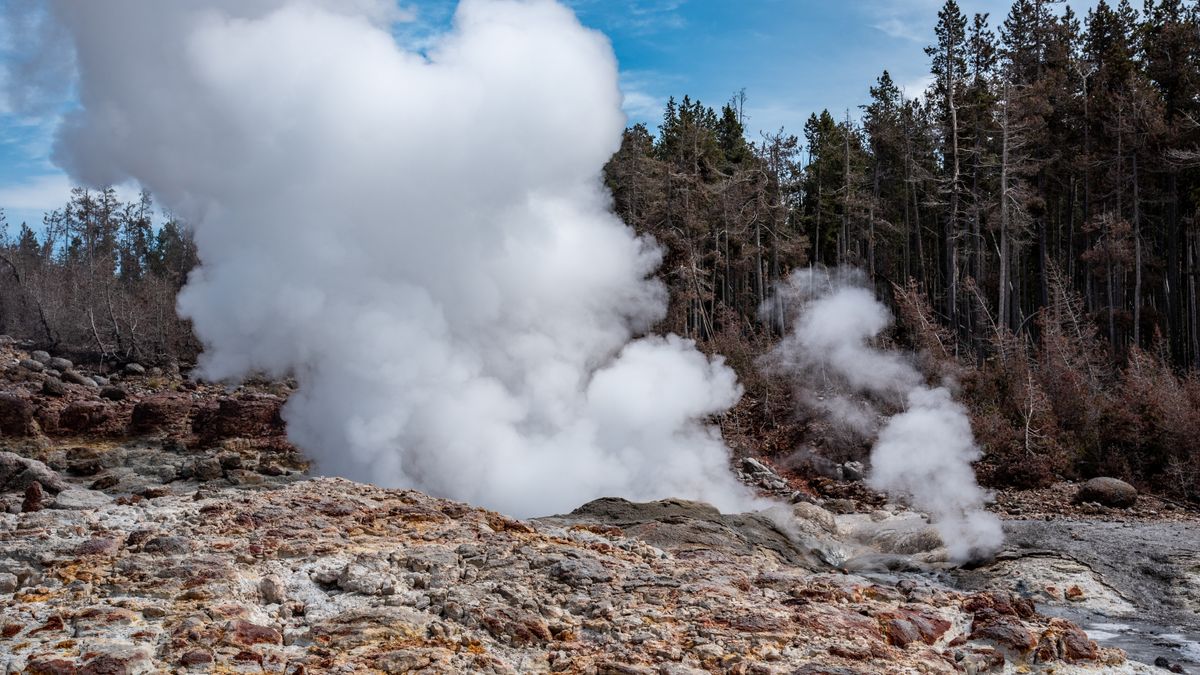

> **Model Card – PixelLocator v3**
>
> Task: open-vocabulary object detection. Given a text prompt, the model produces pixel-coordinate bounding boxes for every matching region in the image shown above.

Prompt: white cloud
[872,16,926,43]
[0,172,144,213]
[0,172,69,211]
[618,69,686,127]
[744,101,807,137]
[567,0,687,36]
[621,88,663,123]
[900,74,934,99]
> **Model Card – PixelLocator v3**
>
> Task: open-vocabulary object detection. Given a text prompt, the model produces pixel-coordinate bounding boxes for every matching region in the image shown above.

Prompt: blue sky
[0,0,1099,231]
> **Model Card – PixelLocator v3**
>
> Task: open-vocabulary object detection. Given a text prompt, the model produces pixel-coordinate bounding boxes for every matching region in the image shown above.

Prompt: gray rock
[19,358,44,372]
[792,501,838,535]
[124,362,147,376]
[1074,477,1138,508]
[143,535,192,555]
[842,461,865,482]
[823,498,858,514]
[189,456,223,481]
[93,375,111,386]
[870,525,944,555]
[540,497,831,569]
[100,385,128,401]
[741,457,773,476]
[52,489,114,510]
[30,350,51,364]
[0,452,69,493]
[259,575,287,604]
[338,558,395,595]
[41,377,66,397]
[550,557,614,586]
[63,369,97,387]
[0,571,17,593]
[48,356,73,371]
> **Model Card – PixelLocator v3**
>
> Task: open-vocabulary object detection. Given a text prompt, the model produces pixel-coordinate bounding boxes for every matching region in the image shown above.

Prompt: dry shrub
[703,306,803,460]
[1108,341,1200,499]
[965,328,1069,489]
[892,279,960,381]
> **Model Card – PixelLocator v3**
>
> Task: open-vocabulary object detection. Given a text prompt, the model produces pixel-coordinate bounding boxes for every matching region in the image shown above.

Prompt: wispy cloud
[872,16,927,43]
[0,172,69,211]
[568,0,688,37]
[618,69,686,127]
[621,88,663,123]
[899,74,934,99]
[744,101,808,138]
[0,173,146,211]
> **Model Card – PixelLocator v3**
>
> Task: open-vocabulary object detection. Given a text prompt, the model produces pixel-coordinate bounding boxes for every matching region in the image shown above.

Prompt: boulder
[741,457,773,475]
[18,358,44,372]
[259,575,287,605]
[842,461,865,482]
[792,501,838,535]
[0,451,68,493]
[124,362,146,376]
[131,393,192,432]
[192,394,285,440]
[0,394,35,436]
[48,357,73,371]
[970,608,1037,654]
[62,370,97,387]
[41,378,66,397]
[22,481,44,512]
[1074,477,1137,508]
[30,350,51,364]
[58,401,116,435]
[100,385,128,401]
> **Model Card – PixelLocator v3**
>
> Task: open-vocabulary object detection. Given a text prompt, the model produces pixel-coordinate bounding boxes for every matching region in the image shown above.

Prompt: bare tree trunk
[945,43,961,330]
[842,111,851,266]
[1133,154,1142,348]
[998,85,1012,332]
[0,252,55,346]
[1189,230,1199,366]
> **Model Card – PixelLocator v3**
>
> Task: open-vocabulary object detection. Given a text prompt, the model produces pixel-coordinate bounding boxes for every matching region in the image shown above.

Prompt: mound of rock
[1,475,1133,674]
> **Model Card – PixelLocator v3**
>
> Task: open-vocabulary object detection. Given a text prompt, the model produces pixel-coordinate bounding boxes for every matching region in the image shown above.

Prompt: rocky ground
[0,340,1185,673]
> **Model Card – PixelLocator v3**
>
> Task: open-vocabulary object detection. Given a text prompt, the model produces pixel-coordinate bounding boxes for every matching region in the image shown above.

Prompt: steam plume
[764,267,1003,561]
[20,0,757,516]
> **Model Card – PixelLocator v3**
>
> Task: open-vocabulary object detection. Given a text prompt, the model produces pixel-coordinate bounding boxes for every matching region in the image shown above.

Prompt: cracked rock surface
[1,477,1149,674]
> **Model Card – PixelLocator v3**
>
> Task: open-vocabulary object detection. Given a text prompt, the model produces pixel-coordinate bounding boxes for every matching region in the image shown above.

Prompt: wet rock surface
[952,518,1200,670]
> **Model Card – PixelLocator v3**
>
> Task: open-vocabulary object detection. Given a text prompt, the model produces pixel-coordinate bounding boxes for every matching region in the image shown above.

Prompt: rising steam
[764,267,1003,561]
[18,0,758,516]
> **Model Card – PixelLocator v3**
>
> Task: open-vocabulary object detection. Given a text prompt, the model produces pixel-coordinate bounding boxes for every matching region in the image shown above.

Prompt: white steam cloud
[22,0,758,516]
[764,268,1003,562]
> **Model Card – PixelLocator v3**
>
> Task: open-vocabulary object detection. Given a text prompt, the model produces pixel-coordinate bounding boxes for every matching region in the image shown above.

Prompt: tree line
[0,188,198,360]
[603,0,1200,498]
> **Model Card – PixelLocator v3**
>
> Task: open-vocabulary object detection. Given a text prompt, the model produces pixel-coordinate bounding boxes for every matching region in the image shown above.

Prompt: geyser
[20,0,758,516]
[763,267,1003,562]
